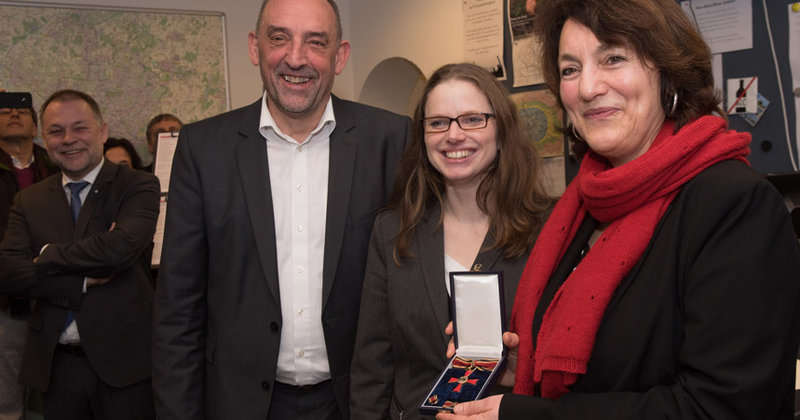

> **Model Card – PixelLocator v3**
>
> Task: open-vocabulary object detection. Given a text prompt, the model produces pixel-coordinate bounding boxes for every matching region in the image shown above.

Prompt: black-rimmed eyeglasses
[422,113,495,133]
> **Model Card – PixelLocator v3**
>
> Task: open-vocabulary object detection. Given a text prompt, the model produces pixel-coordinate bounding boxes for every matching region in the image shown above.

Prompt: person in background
[143,113,182,172]
[0,90,59,420]
[104,137,144,170]
[0,89,159,420]
[151,0,410,418]
[439,0,800,418]
[349,63,552,419]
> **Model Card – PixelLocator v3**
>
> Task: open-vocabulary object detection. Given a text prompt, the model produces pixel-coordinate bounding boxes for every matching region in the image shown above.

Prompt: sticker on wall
[740,93,769,127]
[727,77,758,114]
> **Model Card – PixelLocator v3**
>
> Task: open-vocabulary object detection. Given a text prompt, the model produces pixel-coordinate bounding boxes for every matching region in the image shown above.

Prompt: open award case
[419,271,507,415]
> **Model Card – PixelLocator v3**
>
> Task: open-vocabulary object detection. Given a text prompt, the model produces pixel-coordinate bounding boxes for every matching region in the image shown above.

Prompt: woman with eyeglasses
[349,62,553,419]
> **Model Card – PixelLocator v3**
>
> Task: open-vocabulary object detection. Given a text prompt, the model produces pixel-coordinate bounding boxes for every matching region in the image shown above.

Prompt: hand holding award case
[419,271,507,414]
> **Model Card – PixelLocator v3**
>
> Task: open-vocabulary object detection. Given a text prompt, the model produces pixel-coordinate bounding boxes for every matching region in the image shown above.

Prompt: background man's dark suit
[153,95,410,419]
[0,160,159,394]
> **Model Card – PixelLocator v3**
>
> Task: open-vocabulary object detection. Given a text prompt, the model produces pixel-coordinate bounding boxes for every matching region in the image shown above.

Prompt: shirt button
[298,350,305,358]
[296,266,304,274]
[296,184,304,192]
[297,309,304,317]
[297,225,304,232]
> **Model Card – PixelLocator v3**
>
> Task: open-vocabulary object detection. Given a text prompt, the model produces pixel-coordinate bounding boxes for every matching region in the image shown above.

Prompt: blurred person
[104,137,144,170]
[349,63,552,419]
[439,0,800,419]
[0,89,159,420]
[143,113,182,172]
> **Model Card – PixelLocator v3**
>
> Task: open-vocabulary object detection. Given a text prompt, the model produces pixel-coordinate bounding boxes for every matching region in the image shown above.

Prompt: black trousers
[43,346,155,420]
[267,380,342,420]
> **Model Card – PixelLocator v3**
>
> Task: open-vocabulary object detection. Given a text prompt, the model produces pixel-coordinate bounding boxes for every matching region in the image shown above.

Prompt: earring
[571,124,584,142]
[668,92,678,116]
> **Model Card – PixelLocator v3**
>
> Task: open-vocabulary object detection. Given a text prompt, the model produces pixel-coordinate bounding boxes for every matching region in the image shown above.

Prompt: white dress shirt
[57,158,104,344]
[259,93,335,385]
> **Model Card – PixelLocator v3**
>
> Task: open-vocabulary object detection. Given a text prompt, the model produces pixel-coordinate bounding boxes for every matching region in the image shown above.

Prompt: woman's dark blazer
[350,205,538,419]
[500,160,800,419]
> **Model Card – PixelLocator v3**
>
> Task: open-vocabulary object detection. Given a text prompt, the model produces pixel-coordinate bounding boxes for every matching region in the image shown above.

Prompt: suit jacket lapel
[321,96,357,309]
[235,101,282,305]
[73,161,114,238]
[44,175,74,242]
[417,206,450,347]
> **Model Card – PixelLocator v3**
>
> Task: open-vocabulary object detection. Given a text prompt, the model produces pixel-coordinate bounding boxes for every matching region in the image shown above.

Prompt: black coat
[501,161,800,419]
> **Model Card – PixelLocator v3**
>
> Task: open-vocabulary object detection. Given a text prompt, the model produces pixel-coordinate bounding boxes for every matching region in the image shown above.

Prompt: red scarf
[511,116,750,398]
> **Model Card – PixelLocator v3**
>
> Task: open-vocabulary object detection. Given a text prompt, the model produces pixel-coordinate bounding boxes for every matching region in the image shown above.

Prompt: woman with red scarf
[438,0,800,419]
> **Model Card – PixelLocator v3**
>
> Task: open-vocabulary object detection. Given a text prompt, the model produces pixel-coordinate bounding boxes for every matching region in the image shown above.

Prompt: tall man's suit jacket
[0,161,160,392]
[152,96,410,420]
[349,206,539,419]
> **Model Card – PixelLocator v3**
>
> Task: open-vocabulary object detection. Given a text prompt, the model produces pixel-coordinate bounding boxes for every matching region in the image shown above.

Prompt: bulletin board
[499,0,799,179]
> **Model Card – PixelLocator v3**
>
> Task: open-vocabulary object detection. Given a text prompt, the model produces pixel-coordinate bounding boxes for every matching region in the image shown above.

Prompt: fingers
[445,321,456,358]
[502,331,519,348]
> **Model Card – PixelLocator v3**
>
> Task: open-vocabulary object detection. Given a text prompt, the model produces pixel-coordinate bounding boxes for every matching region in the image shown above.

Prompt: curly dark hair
[532,0,724,157]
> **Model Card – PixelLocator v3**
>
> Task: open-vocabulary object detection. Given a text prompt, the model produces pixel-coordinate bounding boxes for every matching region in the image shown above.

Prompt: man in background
[144,113,182,172]
[152,0,410,418]
[0,91,58,420]
[0,89,159,419]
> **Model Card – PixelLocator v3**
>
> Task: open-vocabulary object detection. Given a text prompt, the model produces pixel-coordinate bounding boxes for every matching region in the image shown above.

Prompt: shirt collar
[61,158,104,188]
[257,91,336,144]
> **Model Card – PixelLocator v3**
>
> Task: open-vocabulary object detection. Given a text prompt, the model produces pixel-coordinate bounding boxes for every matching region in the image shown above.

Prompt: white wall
[347,0,463,99]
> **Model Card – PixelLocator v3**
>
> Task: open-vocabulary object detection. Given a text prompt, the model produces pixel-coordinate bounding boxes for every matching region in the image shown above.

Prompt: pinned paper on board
[727,77,758,115]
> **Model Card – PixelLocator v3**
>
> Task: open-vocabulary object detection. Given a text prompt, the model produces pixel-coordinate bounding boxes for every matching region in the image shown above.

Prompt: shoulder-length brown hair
[532,0,724,155]
[390,63,552,263]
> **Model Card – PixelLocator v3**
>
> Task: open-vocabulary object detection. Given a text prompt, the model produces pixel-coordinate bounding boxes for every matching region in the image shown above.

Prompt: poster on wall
[0,3,229,161]
[511,89,564,195]
[463,0,506,79]
[508,0,544,87]
[511,89,562,158]
[790,2,800,159]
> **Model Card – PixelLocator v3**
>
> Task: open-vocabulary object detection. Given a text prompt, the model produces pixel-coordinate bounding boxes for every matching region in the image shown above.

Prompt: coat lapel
[73,161,114,239]
[234,101,282,305]
[321,96,357,309]
[417,206,450,347]
[44,175,74,242]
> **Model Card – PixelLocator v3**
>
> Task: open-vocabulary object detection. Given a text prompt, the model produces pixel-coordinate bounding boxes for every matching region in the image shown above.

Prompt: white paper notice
[688,0,752,54]
[153,131,179,194]
[152,197,167,267]
[789,3,800,162]
[463,0,506,79]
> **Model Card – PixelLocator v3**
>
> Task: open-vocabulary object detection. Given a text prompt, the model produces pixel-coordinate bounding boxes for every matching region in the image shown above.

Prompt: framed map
[0,2,229,159]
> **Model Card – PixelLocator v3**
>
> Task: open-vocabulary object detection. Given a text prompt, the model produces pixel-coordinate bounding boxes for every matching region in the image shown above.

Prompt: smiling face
[42,99,107,179]
[0,107,36,141]
[248,0,350,124]
[558,19,665,167]
[424,79,498,190]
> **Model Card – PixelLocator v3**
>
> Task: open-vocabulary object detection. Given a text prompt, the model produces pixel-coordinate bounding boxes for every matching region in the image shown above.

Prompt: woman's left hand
[435,395,503,420]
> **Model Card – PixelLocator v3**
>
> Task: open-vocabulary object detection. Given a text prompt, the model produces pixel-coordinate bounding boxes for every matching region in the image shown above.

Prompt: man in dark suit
[0,89,159,420]
[151,0,410,419]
